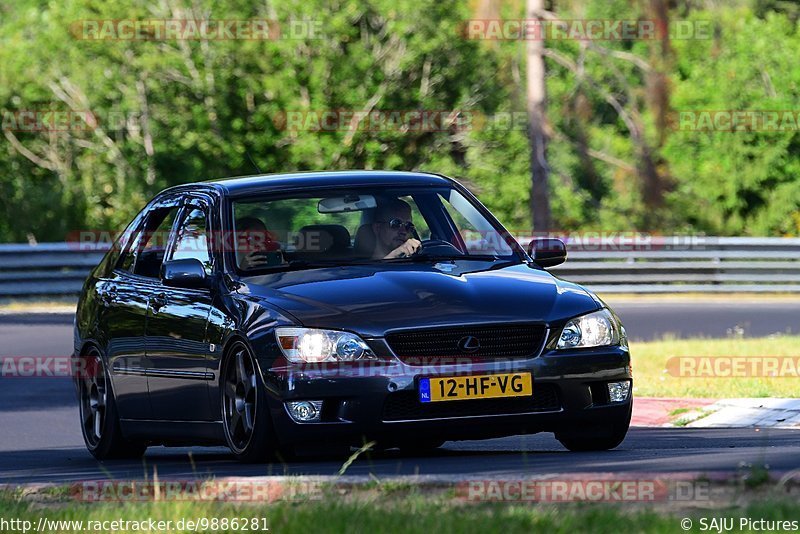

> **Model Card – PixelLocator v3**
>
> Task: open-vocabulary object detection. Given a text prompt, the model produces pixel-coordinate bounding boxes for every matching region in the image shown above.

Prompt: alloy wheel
[79,350,107,449]
[222,344,258,452]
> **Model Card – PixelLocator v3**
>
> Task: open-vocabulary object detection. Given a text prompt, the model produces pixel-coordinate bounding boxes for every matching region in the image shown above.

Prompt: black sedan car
[73,171,632,462]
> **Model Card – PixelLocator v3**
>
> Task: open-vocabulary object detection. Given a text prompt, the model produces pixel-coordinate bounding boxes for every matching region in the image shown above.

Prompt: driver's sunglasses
[380,218,415,232]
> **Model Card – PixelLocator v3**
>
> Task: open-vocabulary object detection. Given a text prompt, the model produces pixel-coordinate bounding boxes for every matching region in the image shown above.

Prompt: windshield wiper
[244,259,378,273]
[242,255,520,273]
[382,253,508,264]
[382,255,524,273]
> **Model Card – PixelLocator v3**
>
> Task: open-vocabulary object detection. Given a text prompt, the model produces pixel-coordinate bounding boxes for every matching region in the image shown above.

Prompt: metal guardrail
[0,243,109,297]
[547,236,800,293]
[0,238,799,298]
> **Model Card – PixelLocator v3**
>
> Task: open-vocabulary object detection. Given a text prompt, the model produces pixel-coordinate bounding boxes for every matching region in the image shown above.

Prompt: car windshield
[230,186,520,273]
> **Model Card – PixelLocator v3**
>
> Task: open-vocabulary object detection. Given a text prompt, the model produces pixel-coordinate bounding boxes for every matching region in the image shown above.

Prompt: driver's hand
[240,251,272,269]
[385,238,422,259]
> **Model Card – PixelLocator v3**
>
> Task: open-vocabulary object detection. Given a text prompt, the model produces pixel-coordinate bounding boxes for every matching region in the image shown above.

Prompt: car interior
[231,189,516,271]
[234,194,433,267]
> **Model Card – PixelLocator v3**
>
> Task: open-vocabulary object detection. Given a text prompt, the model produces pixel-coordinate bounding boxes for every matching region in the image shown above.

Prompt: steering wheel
[417,239,465,257]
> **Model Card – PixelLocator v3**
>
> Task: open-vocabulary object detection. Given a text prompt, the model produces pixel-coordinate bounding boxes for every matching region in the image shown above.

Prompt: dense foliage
[1,0,798,242]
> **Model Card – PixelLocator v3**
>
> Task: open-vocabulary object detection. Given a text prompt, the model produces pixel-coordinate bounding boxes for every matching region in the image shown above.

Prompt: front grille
[382,383,560,421]
[385,323,546,363]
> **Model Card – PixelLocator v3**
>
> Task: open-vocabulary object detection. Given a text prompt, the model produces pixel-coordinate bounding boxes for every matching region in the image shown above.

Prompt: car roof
[170,170,455,198]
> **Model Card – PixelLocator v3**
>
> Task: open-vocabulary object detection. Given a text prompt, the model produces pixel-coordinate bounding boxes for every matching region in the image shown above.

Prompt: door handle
[151,292,168,313]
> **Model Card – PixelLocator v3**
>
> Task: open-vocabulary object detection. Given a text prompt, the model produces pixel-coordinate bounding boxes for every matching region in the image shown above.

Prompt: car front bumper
[261,344,632,448]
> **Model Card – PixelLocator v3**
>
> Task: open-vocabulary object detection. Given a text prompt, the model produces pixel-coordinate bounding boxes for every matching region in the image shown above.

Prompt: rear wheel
[556,403,632,452]
[78,348,147,460]
[221,341,278,463]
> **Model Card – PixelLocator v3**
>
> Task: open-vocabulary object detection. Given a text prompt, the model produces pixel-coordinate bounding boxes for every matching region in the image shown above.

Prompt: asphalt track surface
[0,301,798,484]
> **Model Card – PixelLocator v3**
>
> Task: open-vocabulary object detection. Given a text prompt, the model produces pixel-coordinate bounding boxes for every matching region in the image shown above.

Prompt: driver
[235,216,286,269]
[371,198,422,259]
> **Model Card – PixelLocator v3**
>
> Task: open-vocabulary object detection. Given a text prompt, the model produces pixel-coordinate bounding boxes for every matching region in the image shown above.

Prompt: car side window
[117,233,142,273]
[168,205,213,275]
[130,206,181,278]
[117,224,145,273]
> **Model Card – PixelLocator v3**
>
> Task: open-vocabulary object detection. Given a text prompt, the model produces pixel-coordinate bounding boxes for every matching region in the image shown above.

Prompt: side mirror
[527,238,566,268]
[161,258,208,289]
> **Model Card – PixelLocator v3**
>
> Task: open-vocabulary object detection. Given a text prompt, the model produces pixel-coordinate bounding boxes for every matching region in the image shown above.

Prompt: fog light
[607,381,631,403]
[286,400,323,423]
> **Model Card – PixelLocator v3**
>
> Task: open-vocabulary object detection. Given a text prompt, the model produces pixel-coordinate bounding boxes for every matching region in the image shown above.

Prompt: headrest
[353,223,376,257]
[295,224,351,254]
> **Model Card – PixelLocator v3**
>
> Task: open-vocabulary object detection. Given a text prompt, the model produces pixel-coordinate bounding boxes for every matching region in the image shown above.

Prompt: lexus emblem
[457,336,481,353]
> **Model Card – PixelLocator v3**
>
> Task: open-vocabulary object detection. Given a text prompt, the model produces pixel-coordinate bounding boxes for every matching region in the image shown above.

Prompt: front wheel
[221,342,278,463]
[78,348,147,460]
[556,403,632,452]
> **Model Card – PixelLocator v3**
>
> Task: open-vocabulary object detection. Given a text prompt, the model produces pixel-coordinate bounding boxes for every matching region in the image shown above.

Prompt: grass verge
[1,489,798,533]
[631,335,800,398]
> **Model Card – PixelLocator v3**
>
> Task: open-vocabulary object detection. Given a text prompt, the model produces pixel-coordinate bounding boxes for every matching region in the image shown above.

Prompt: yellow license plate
[418,373,532,403]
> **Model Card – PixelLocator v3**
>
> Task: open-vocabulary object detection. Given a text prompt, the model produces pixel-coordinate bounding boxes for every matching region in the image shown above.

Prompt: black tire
[221,341,278,463]
[78,348,147,460]
[556,403,632,452]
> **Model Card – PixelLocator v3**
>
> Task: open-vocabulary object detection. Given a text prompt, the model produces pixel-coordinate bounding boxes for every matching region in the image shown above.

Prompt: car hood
[236,262,599,337]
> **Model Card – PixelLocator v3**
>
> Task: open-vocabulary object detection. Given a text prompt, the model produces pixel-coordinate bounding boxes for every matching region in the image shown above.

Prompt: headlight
[275,327,377,363]
[556,309,622,349]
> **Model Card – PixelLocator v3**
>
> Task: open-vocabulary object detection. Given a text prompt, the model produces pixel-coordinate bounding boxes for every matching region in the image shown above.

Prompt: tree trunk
[527,0,552,232]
